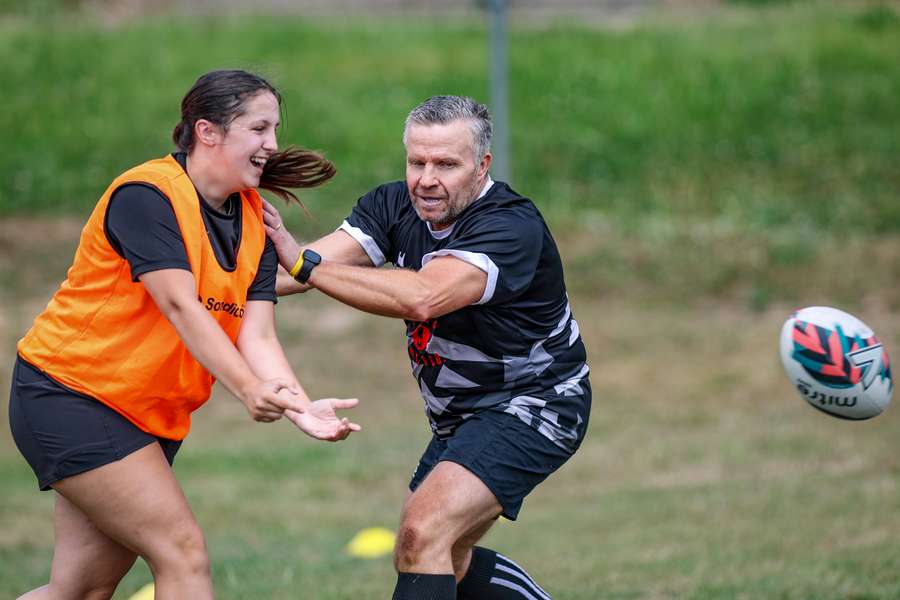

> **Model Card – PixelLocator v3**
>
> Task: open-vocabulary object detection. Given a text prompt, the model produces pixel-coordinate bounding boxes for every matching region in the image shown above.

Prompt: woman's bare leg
[17,492,138,600]
[29,443,214,600]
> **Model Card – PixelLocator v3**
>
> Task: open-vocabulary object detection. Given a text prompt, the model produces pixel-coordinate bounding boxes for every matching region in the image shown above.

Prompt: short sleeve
[423,209,543,305]
[339,184,404,267]
[246,236,278,303]
[104,183,191,281]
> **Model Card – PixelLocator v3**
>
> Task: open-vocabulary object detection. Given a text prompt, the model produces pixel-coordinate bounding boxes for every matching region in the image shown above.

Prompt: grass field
[1,219,899,599]
[2,2,899,309]
[2,3,900,233]
[2,1,900,598]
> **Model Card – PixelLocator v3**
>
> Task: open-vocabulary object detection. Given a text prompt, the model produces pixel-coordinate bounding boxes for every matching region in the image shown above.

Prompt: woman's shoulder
[115,155,184,187]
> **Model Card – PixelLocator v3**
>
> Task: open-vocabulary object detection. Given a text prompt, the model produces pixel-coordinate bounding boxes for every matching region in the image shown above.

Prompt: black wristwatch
[294,249,321,284]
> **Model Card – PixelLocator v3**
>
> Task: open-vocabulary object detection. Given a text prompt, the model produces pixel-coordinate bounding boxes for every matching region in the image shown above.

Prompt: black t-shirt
[341,179,590,451]
[104,153,277,302]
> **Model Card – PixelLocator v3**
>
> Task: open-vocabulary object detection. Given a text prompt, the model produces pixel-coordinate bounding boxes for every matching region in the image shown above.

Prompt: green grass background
[3,2,899,234]
[3,2,900,309]
[2,1,900,598]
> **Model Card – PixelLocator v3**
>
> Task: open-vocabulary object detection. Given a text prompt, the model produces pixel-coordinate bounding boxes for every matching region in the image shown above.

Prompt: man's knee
[394,520,429,569]
[393,512,449,569]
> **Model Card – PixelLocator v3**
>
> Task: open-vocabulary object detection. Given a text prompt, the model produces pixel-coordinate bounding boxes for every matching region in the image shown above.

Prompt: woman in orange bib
[9,69,360,599]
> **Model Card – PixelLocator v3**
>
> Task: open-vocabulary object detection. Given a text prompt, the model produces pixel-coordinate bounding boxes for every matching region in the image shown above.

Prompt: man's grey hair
[403,95,493,161]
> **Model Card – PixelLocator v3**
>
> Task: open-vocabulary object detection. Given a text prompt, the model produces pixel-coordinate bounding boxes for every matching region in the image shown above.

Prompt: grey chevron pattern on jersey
[550,299,572,336]
[416,306,588,449]
[426,305,578,382]
[419,379,453,416]
[568,318,581,347]
[435,365,481,389]
[425,335,496,363]
[554,364,590,397]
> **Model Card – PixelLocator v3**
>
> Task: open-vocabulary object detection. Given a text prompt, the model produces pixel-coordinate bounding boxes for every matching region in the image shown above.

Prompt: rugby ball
[780,306,892,420]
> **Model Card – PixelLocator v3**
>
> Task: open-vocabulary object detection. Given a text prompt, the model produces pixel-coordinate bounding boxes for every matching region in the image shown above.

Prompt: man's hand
[284,398,362,441]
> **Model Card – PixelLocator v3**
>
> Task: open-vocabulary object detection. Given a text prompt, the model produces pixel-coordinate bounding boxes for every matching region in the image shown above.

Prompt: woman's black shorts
[8,355,181,491]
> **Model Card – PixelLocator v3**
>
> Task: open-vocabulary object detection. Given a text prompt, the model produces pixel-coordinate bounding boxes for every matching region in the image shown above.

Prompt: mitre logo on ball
[779,306,893,420]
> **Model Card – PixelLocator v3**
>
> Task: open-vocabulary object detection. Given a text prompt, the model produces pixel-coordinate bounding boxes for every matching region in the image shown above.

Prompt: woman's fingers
[282,406,360,441]
[326,398,359,410]
[265,379,307,413]
[269,391,308,414]
[255,411,283,423]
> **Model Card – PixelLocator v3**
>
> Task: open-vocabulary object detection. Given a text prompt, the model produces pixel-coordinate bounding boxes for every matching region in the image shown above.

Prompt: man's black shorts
[8,355,181,491]
[409,408,576,520]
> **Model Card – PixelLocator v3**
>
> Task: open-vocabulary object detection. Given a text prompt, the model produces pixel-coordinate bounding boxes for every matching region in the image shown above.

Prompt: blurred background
[1,1,899,598]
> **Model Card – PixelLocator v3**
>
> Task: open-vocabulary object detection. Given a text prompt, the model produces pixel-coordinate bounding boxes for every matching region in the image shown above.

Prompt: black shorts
[409,408,576,520]
[8,356,181,491]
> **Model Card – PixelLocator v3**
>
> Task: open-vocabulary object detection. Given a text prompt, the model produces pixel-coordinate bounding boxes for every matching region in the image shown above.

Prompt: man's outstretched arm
[305,255,487,321]
[262,199,487,319]
[263,200,373,296]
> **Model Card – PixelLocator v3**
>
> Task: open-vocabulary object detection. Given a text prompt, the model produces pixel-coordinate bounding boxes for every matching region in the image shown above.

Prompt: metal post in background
[488,0,511,183]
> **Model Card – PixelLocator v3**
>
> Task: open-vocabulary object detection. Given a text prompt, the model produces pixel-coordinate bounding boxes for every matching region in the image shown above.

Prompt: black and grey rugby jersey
[341,178,590,451]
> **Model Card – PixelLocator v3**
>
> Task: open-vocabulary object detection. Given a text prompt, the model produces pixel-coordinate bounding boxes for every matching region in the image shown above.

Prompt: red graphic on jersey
[408,319,444,366]
[411,321,433,351]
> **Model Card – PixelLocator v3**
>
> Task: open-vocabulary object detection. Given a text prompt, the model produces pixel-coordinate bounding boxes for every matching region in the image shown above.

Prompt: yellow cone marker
[346,526,396,558]
[127,583,154,600]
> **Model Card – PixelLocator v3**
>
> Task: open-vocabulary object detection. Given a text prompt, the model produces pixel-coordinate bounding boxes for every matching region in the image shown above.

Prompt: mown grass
[2,3,900,598]
[2,2,899,236]
[0,2,900,308]
[2,3,900,308]
[2,263,900,598]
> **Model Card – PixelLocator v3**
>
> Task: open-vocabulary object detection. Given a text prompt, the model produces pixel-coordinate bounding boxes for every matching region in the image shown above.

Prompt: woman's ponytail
[259,146,336,205]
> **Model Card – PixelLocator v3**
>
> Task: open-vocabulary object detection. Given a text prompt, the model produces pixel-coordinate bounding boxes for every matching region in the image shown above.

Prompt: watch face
[296,249,321,283]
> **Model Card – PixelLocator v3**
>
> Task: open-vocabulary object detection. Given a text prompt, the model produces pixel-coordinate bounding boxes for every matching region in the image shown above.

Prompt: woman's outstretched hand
[284,398,362,441]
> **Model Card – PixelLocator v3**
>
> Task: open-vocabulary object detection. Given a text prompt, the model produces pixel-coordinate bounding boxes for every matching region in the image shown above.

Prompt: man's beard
[422,175,481,228]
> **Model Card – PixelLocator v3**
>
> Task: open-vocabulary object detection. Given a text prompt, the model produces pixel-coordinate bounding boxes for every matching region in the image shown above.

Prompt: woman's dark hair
[172,69,335,204]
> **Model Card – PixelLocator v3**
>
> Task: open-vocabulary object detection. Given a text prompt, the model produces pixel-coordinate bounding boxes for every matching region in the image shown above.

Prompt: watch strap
[294,249,321,283]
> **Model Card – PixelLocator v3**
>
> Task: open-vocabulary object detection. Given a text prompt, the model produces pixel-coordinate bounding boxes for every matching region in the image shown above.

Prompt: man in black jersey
[266,96,590,600]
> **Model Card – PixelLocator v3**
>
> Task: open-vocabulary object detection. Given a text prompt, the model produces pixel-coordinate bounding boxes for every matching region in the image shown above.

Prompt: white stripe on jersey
[568,317,581,347]
[339,220,386,267]
[421,248,499,305]
[549,301,571,337]
[554,363,590,397]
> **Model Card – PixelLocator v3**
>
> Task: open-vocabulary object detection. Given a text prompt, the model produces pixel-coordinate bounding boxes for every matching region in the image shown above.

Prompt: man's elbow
[404,292,447,322]
[406,304,433,322]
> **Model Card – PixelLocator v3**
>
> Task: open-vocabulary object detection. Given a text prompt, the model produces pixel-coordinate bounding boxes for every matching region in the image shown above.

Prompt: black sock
[392,572,456,600]
[457,546,551,599]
